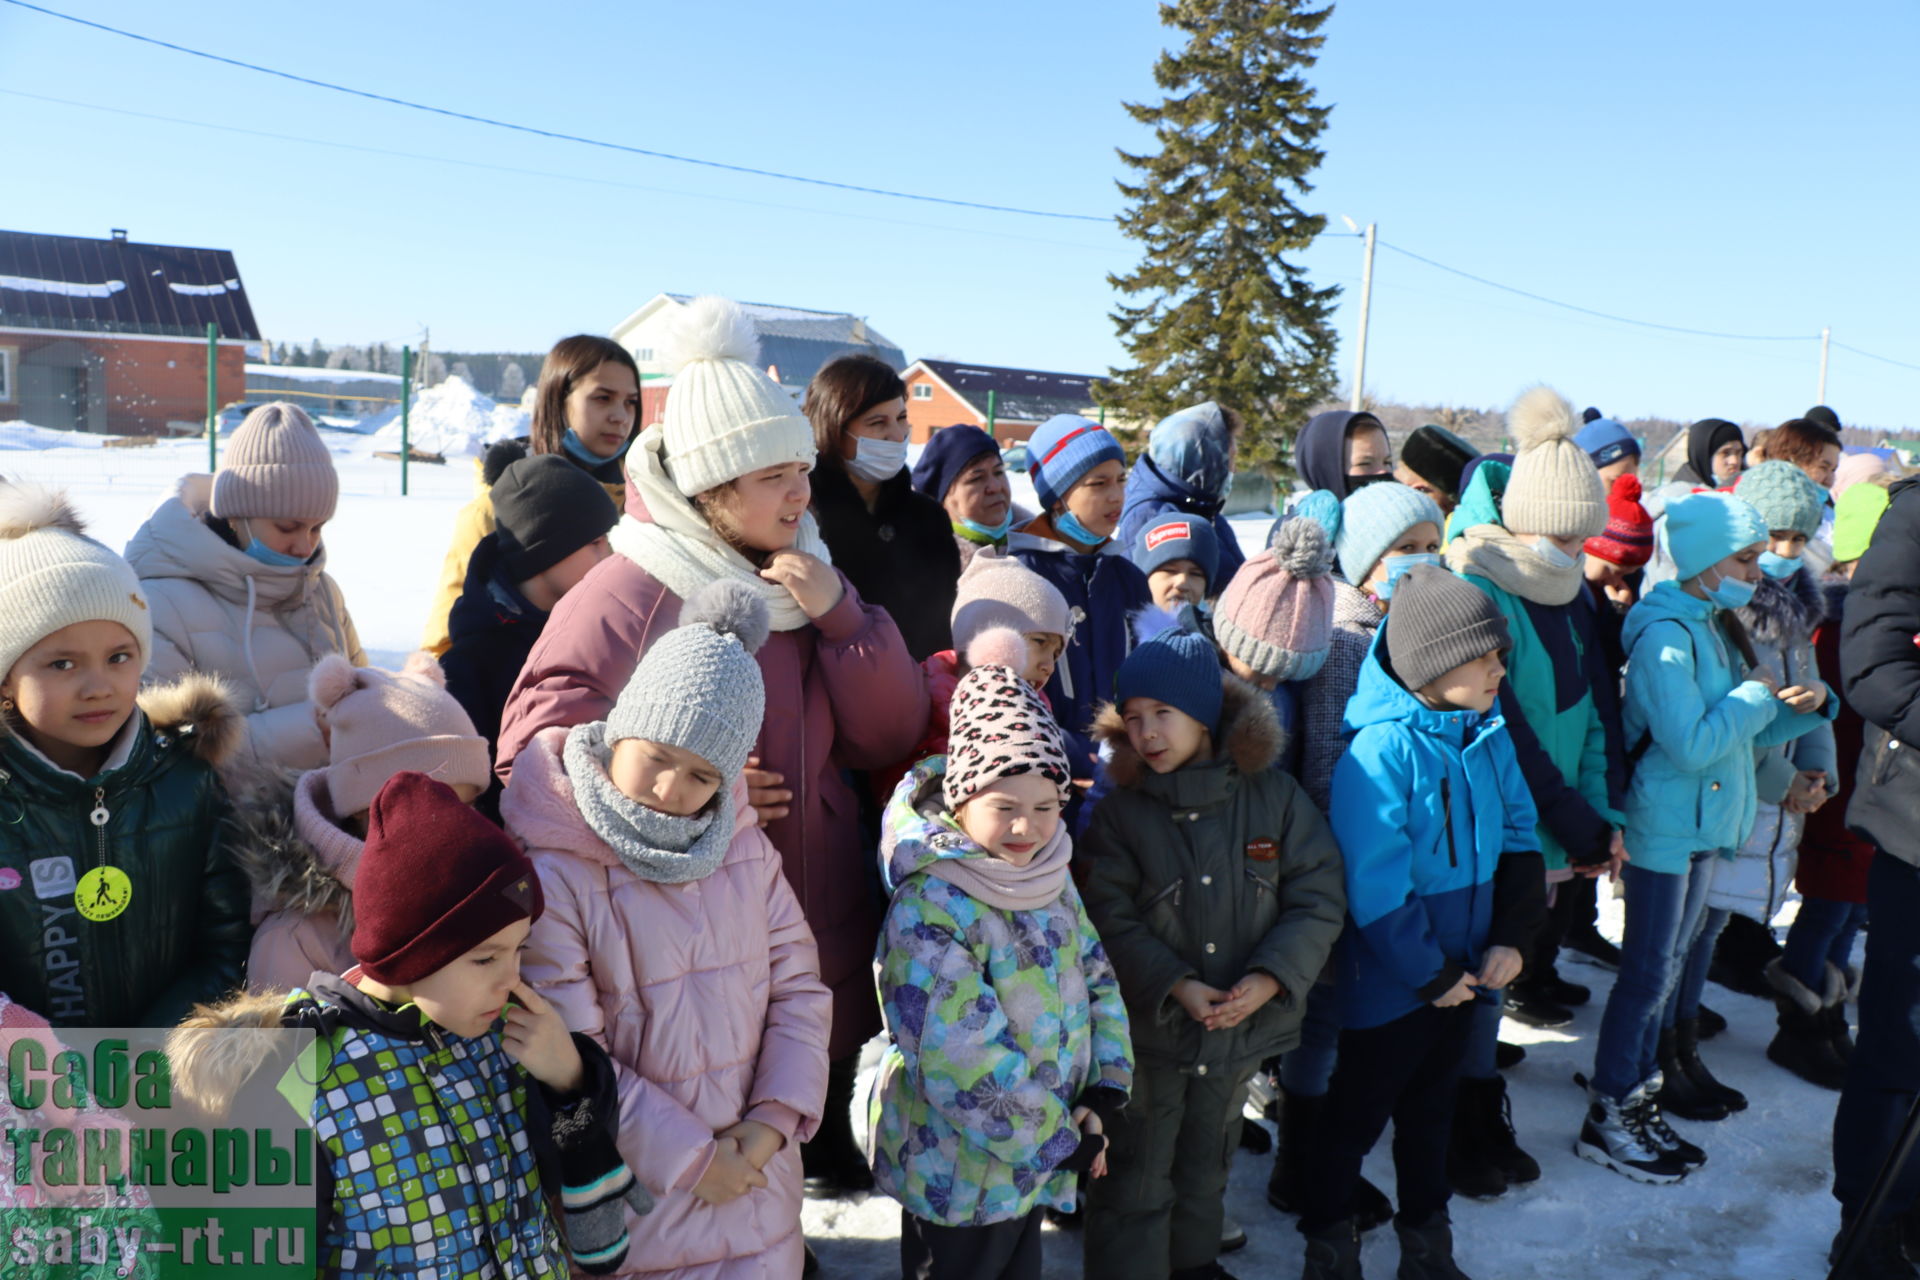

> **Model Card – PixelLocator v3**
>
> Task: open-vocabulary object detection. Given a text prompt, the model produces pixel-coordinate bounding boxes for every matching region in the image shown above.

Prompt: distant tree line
[268,340,543,403]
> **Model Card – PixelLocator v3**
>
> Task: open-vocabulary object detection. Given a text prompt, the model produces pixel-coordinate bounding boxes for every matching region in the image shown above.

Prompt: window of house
[0,347,14,403]
[636,347,655,362]
[911,383,932,400]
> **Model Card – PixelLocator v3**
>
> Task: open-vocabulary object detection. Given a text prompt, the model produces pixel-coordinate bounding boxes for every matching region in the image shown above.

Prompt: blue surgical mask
[846,436,909,484]
[955,511,1015,544]
[1053,509,1106,548]
[1758,550,1803,580]
[244,538,308,568]
[1701,569,1757,610]
[1525,536,1582,571]
[561,429,631,468]
[1374,551,1443,600]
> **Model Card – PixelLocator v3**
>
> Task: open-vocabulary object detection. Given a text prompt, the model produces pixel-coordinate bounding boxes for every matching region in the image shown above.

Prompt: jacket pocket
[1243,865,1281,937]
[1142,878,1186,951]
[1868,728,1904,788]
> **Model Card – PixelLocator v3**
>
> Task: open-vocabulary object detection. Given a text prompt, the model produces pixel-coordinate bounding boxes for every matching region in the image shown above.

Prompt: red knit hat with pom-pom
[1585,473,1655,568]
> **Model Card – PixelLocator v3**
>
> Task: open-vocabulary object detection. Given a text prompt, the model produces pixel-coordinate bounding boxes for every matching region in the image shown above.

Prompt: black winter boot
[1828,1002,1858,1064]
[1446,1081,1508,1200]
[1710,912,1783,997]
[1764,959,1850,1091]
[1675,1015,1748,1112]
[1458,1075,1540,1184]
[1301,1220,1365,1280]
[1502,984,1573,1029]
[1696,1002,1728,1038]
[1270,1093,1393,1231]
[1394,1211,1475,1280]
[1495,1041,1527,1070]
[1654,1027,1730,1121]
[802,1053,873,1198]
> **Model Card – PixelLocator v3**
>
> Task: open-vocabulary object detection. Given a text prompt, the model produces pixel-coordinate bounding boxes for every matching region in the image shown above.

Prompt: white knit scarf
[609,423,833,633]
[1449,524,1584,607]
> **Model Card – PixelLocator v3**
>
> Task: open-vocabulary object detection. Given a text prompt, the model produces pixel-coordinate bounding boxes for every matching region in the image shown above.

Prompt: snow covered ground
[0,423,1850,1278]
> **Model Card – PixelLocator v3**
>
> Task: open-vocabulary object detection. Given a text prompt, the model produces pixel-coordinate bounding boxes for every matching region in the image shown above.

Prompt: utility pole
[1819,327,1831,404]
[1350,221,1377,412]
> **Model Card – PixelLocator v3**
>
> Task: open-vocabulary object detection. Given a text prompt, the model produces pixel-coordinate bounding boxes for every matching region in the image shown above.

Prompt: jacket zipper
[1441,776,1458,869]
[90,787,109,871]
[1143,878,1183,911]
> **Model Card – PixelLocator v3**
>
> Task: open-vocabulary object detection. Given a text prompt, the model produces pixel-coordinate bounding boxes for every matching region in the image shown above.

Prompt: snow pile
[0,422,108,451]
[367,377,528,458]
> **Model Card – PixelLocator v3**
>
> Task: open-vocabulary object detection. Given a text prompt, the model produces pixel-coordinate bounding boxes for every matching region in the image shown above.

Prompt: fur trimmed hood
[137,672,245,768]
[226,768,355,932]
[1092,671,1282,791]
[165,988,298,1117]
[1736,567,1827,648]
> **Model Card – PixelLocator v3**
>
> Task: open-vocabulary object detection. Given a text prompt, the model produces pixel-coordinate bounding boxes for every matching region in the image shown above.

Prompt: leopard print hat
[942,627,1073,812]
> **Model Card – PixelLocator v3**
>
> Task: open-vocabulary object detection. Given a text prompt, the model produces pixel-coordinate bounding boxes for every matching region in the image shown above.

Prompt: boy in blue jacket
[1300,565,1545,1280]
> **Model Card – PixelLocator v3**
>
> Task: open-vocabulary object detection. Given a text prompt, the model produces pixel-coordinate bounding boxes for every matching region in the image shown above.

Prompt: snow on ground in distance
[0,425,1850,1277]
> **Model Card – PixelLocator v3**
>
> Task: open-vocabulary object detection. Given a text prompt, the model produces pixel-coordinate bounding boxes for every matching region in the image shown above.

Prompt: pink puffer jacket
[505,726,831,1280]
[494,498,926,1059]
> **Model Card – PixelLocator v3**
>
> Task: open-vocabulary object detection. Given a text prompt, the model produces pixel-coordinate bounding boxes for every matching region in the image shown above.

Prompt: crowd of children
[0,300,1910,1279]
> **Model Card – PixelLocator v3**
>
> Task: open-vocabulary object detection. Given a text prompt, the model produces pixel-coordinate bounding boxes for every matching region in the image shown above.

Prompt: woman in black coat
[804,355,960,662]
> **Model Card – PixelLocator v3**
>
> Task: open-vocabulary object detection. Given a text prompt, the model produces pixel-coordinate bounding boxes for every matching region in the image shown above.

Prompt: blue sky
[5,0,1917,428]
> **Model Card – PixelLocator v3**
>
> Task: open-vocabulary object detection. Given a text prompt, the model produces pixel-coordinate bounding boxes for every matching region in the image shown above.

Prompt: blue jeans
[1833,852,1920,1226]
[1783,896,1868,993]
[1591,851,1718,1100]
[1279,982,1342,1098]
[1670,904,1731,1027]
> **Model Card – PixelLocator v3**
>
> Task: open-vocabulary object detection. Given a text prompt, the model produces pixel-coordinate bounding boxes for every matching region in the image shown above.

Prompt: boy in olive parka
[1080,631,1346,1280]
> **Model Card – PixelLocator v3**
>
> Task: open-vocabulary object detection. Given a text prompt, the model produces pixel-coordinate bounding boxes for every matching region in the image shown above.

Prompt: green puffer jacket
[0,674,250,1027]
[1081,676,1347,1074]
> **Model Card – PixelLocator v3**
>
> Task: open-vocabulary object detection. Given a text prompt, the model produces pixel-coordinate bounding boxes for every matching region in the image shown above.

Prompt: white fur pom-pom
[667,296,761,372]
[682,579,772,655]
[399,650,448,689]
[307,653,361,711]
[1507,385,1579,450]
[0,482,85,541]
[965,626,1030,673]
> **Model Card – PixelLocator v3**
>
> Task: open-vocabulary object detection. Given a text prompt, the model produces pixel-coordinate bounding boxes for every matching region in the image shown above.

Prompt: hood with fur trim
[1092,671,1282,791]
[1735,566,1827,649]
[134,671,246,769]
[226,767,357,933]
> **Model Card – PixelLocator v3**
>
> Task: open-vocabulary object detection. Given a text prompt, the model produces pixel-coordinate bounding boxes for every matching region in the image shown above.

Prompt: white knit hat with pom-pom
[607,579,771,781]
[1501,386,1607,540]
[659,296,817,497]
[0,482,151,684]
[309,651,490,817]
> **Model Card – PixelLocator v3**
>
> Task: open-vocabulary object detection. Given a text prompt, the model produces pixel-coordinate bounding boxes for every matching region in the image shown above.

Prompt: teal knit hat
[1734,461,1825,537]
[1334,481,1444,584]
[1665,492,1769,581]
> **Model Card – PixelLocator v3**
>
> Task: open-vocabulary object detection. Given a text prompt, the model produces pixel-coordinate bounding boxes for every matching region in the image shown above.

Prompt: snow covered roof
[612,293,905,389]
[913,359,1103,424]
[0,229,260,341]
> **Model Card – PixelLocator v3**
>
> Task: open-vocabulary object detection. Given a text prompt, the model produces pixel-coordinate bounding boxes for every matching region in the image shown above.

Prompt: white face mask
[847,436,909,483]
[1525,536,1581,571]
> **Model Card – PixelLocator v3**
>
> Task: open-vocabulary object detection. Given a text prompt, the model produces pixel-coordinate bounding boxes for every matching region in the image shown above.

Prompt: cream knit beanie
[1500,386,1607,540]
[0,484,152,682]
[211,402,339,522]
[659,297,817,497]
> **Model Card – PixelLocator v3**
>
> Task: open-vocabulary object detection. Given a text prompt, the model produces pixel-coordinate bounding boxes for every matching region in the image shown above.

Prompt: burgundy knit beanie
[351,771,543,985]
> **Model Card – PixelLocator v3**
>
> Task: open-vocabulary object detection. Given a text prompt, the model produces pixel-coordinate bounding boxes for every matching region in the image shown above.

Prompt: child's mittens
[1057,1084,1127,1172]
[547,1035,653,1275]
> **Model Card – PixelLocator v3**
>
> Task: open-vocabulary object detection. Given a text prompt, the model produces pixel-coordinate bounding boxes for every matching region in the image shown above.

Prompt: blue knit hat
[1734,461,1825,537]
[1574,417,1640,469]
[1665,491,1769,581]
[1027,414,1124,511]
[1130,515,1220,584]
[910,424,1001,502]
[1113,630,1223,735]
[1334,481,1444,585]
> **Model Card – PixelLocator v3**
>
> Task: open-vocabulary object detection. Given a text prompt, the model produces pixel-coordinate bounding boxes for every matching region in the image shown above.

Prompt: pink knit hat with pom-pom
[944,627,1072,811]
[1213,519,1336,682]
[309,651,491,816]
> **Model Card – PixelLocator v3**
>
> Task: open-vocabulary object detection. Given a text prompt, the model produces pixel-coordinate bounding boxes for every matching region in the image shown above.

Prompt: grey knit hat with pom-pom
[607,579,770,780]
[1501,386,1607,540]
[1213,519,1336,682]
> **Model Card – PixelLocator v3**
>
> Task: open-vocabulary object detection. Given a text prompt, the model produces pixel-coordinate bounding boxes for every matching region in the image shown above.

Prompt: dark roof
[0,229,260,341]
[663,294,902,386]
[917,359,1101,424]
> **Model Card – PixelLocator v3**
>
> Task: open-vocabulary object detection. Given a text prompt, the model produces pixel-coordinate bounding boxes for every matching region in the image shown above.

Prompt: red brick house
[0,229,258,436]
[901,358,1103,445]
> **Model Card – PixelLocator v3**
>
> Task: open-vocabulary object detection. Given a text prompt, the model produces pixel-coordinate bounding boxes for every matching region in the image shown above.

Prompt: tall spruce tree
[1100,0,1341,474]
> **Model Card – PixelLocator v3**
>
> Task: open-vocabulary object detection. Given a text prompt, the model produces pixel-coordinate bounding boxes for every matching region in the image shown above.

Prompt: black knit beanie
[492,454,619,582]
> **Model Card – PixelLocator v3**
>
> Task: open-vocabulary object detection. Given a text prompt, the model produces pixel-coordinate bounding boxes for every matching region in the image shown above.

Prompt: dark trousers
[1084,1060,1255,1278]
[900,1207,1043,1280]
[1833,851,1920,1227]
[1301,1002,1474,1233]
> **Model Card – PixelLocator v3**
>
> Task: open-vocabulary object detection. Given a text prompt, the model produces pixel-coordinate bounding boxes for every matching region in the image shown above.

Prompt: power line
[0,89,1121,254]
[1375,240,1813,343]
[0,0,1109,224]
[1833,341,1920,375]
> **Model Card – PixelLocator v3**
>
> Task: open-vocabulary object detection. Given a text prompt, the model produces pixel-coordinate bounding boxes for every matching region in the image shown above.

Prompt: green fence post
[987,389,997,440]
[400,346,413,497]
[205,322,219,471]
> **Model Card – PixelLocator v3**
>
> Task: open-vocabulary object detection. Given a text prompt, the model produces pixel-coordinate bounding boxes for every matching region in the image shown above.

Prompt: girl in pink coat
[507,582,832,1279]
[495,297,925,1194]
